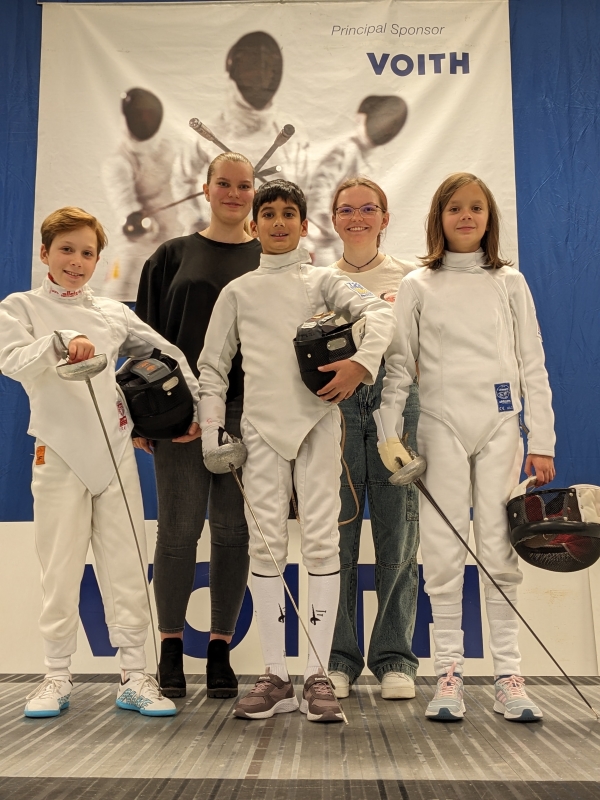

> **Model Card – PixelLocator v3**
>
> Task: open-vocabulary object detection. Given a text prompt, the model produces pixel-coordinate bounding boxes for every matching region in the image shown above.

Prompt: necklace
[342,251,379,271]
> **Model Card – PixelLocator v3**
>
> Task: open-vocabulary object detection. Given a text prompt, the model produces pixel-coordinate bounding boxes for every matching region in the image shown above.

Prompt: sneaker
[425,663,465,721]
[24,674,72,718]
[233,672,299,719]
[157,637,186,698]
[116,672,177,716]
[207,639,238,699]
[328,670,350,699]
[494,675,543,722]
[381,671,416,700]
[301,671,344,723]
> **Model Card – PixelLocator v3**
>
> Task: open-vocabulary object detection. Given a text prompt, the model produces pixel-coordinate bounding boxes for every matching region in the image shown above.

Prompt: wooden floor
[1,675,600,799]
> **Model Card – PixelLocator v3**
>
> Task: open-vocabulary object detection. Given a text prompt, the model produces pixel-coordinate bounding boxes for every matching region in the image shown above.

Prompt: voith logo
[367,52,470,77]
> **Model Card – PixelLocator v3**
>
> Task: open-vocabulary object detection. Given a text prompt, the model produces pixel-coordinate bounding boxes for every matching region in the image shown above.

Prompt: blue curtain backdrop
[0,0,598,521]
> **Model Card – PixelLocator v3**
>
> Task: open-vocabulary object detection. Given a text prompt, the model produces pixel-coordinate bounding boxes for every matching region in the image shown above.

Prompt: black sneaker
[207,639,238,698]
[157,637,186,698]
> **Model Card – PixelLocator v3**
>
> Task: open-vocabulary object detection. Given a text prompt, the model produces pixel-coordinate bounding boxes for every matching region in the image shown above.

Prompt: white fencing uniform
[102,132,184,302]
[198,247,394,576]
[380,250,555,676]
[0,278,199,667]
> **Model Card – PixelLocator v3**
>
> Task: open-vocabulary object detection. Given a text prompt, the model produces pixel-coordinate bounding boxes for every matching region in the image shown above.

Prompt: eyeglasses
[334,204,384,219]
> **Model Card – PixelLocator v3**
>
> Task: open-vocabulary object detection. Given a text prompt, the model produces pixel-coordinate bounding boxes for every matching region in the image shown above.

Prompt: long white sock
[251,573,288,681]
[45,654,71,672]
[485,585,521,676]
[431,599,464,676]
[304,572,340,682]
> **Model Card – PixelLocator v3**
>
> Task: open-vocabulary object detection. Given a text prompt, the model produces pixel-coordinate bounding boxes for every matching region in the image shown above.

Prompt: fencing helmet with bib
[294,311,365,395]
[507,479,600,572]
[226,32,283,110]
[116,350,193,439]
[122,88,163,141]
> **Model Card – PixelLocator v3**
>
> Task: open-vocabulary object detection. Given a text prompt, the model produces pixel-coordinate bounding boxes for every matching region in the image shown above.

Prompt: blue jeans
[329,371,420,682]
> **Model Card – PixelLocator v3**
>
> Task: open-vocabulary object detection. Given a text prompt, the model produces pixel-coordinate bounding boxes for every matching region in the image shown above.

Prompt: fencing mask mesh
[358,95,408,146]
[122,88,163,141]
[507,483,600,572]
[226,31,283,110]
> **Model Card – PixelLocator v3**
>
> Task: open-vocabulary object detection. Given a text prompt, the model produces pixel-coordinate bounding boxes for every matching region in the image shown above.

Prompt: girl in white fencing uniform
[378,173,556,722]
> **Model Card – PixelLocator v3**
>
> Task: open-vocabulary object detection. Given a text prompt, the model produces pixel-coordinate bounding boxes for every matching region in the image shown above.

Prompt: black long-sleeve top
[136,232,261,400]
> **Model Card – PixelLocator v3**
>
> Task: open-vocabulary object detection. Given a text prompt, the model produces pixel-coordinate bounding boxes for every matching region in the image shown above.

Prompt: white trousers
[417,414,523,675]
[241,410,342,576]
[32,441,150,662]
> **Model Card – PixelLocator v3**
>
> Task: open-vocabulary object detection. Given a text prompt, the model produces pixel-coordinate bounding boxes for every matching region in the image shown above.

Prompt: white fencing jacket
[0,278,199,495]
[198,247,394,460]
[380,250,555,457]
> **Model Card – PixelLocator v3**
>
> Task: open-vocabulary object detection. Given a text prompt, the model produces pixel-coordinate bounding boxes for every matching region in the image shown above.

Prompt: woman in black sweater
[135,152,261,698]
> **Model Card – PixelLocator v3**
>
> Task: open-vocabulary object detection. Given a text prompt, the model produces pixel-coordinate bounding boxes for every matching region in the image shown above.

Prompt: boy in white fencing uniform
[198,180,393,722]
[0,207,199,718]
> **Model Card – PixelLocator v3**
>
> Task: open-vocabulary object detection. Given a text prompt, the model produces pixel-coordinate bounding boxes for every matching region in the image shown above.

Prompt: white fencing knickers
[32,441,150,665]
[417,414,524,676]
[240,408,342,576]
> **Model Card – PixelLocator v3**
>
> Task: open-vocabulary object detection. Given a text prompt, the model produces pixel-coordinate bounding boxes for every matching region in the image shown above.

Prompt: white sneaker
[24,674,72,718]
[381,671,416,700]
[328,670,350,699]
[116,672,177,716]
[494,675,543,722]
[425,663,465,721]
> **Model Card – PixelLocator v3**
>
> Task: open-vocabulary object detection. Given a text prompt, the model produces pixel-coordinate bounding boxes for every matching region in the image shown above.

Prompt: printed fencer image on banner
[102,88,184,303]
[309,95,408,263]
[173,31,309,235]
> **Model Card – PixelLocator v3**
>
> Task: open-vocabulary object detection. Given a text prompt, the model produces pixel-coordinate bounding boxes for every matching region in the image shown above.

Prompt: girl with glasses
[326,177,421,700]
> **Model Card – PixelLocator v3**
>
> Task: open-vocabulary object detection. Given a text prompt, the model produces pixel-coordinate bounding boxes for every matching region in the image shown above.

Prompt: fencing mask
[507,479,600,572]
[226,31,283,110]
[293,312,365,395]
[116,350,193,439]
[358,95,408,147]
[122,88,163,141]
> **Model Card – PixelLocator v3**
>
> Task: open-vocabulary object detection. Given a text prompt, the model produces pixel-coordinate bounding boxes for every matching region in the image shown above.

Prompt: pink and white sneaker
[494,675,543,722]
[425,662,465,721]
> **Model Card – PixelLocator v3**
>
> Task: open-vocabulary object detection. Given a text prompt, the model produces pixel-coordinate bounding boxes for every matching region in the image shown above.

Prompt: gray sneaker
[233,672,299,719]
[300,672,344,723]
[425,663,465,721]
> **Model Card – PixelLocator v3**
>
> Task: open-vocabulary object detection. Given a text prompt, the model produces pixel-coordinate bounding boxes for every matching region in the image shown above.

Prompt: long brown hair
[331,177,388,247]
[421,172,512,270]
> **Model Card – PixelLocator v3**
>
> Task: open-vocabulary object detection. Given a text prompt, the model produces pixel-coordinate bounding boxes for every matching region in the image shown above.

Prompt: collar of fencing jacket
[42,276,92,303]
[442,248,487,270]
[258,247,310,272]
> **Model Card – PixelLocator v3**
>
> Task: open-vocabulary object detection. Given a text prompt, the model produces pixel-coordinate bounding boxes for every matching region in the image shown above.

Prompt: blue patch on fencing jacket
[494,383,514,412]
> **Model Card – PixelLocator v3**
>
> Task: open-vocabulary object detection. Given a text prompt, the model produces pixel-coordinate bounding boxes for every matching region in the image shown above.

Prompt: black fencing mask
[226,32,283,110]
[116,351,193,439]
[358,95,408,146]
[507,481,600,572]
[294,312,365,395]
[122,88,163,141]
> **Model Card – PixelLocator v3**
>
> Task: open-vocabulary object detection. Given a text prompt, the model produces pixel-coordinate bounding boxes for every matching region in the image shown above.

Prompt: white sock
[46,667,71,679]
[119,645,147,675]
[251,573,288,681]
[431,600,464,676]
[304,572,340,682]
[485,585,521,676]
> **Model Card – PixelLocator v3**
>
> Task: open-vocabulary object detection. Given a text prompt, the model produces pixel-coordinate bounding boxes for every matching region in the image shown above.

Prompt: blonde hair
[206,151,254,186]
[331,177,388,247]
[421,172,511,270]
[206,152,255,235]
[41,207,108,254]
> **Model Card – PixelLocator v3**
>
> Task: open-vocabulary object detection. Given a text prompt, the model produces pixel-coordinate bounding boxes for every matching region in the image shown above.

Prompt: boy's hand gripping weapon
[54,334,163,696]
[373,409,599,720]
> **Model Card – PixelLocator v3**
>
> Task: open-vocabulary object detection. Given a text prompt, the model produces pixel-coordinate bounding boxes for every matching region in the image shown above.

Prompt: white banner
[34,0,517,301]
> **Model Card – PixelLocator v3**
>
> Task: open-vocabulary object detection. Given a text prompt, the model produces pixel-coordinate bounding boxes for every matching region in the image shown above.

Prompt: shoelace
[248,676,274,695]
[133,674,161,700]
[311,678,335,698]
[26,676,68,701]
[496,675,527,698]
[437,663,462,697]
